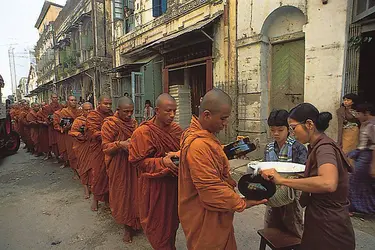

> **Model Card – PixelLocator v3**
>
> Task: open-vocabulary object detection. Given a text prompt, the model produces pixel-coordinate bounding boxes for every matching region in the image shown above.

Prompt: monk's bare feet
[91,199,98,211]
[84,185,90,199]
[72,175,79,180]
[123,226,133,243]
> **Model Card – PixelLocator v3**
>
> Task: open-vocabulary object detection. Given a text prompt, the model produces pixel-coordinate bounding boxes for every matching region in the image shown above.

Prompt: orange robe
[46,102,61,157]
[26,110,39,152]
[59,107,82,169]
[86,108,112,201]
[179,116,247,250]
[18,110,29,146]
[69,115,92,185]
[36,109,50,153]
[129,118,182,250]
[102,112,141,229]
[53,110,66,160]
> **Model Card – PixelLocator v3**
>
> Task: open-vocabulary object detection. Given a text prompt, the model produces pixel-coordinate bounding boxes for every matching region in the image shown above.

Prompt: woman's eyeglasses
[289,122,304,133]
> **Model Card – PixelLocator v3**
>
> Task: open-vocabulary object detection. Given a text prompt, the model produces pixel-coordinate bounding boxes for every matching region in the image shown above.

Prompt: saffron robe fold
[46,102,61,157]
[26,110,39,152]
[102,112,141,229]
[179,116,247,250]
[53,110,66,160]
[19,109,31,148]
[129,118,183,250]
[86,108,112,201]
[69,115,92,185]
[59,107,82,169]
[36,109,50,153]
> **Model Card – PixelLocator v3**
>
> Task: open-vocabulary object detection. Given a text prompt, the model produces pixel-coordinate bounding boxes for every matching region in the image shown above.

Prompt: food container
[223,137,256,160]
[247,161,305,207]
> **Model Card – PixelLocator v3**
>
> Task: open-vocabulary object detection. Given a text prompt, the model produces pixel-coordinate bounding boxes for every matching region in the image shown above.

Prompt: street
[1,147,375,250]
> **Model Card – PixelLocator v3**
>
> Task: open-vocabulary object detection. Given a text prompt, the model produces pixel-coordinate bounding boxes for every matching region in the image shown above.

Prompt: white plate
[247,161,305,174]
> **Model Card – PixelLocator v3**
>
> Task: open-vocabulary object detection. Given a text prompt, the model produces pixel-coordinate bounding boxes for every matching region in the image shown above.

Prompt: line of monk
[10,89,267,249]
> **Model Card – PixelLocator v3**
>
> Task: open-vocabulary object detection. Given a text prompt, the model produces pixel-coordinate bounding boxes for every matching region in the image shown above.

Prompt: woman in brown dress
[261,103,355,250]
[337,93,360,154]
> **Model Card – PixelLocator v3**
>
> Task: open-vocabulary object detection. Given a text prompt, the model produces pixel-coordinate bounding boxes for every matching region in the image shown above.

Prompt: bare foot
[60,164,66,169]
[91,199,98,211]
[84,185,90,199]
[72,175,79,180]
[123,226,133,243]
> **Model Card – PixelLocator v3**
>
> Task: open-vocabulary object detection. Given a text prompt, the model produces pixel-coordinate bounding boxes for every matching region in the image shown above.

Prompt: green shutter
[114,0,124,20]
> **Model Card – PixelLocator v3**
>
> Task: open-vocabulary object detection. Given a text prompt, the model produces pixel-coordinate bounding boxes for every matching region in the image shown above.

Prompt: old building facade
[53,0,113,105]
[236,0,350,155]
[33,1,64,102]
[112,0,236,132]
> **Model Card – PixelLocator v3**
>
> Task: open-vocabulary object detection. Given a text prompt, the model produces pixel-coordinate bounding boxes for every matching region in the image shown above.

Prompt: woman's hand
[259,168,285,185]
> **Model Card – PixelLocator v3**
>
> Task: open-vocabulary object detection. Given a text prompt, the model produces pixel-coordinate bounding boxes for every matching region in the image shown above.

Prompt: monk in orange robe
[69,102,93,199]
[53,101,67,165]
[86,95,113,211]
[26,103,41,155]
[129,94,182,250]
[19,104,32,151]
[59,96,82,178]
[37,102,51,159]
[46,94,62,159]
[102,97,141,243]
[179,89,267,250]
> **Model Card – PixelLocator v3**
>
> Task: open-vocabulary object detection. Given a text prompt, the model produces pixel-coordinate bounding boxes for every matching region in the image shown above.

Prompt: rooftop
[35,1,64,29]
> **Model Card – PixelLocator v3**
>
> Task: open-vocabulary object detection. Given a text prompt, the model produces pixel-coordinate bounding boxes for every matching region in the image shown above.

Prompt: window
[152,0,167,17]
[131,72,144,123]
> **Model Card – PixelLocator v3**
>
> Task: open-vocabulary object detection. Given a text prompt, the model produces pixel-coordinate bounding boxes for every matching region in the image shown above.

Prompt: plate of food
[247,161,305,175]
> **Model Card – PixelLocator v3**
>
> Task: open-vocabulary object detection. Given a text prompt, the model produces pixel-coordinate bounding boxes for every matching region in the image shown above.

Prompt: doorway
[271,39,305,111]
[358,31,375,105]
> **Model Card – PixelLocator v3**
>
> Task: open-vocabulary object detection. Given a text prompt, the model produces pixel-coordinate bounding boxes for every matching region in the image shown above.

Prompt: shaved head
[99,95,112,103]
[117,96,134,108]
[199,88,232,115]
[199,88,232,133]
[155,93,176,107]
[82,102,93,109]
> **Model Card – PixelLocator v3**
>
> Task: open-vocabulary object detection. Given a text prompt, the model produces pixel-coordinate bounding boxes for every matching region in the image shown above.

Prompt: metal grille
[344,24,361,94]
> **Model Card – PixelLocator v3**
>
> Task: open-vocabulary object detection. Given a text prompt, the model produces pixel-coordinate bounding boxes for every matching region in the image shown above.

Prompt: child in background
[263,109,307,238]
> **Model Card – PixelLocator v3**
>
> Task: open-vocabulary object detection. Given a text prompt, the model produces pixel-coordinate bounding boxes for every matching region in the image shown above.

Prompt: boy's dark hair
[343,93,359,104]
[354,102,375,116]
[267,109,289,127]
[145,100,152,106]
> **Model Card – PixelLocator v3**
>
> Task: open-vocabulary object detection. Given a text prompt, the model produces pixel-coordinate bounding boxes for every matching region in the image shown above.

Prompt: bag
[266,175,302,207]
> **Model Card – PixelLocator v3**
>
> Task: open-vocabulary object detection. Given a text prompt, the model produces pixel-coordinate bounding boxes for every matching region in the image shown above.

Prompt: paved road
[0,148,375,250]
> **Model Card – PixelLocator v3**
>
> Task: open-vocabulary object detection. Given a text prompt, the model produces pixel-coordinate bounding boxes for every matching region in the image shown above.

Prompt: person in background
[349,102,375,214]
[337,93,360,155]
[261,103,355,250]
[124,92,129,97]
[263,109,307,238]
[143,100,154,121]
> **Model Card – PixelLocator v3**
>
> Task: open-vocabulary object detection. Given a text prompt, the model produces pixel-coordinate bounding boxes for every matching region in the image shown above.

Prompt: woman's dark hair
[289,103,333,132]
[267,109,289,127]
[145,100,152,106]
[354,102,375,116]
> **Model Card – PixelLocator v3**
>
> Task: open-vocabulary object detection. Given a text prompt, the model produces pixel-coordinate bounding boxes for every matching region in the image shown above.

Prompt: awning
[25,81,54,97]
[107,54,159,73]
[123,12,223,56]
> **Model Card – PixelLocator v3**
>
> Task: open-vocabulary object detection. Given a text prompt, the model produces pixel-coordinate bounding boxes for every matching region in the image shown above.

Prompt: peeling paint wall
[237,0,349,157]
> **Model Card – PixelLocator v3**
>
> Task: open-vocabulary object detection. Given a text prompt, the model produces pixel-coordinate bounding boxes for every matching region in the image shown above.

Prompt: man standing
[69,102,93,199]
[53,101,67,166]
[60,96,82,178]
[46,94,61,159]
[102,97,141,243]
[26,103,40,155]
[179,89,267,250]
[129,93,182,250]
[37,102,51,160]
[86,95,113,211]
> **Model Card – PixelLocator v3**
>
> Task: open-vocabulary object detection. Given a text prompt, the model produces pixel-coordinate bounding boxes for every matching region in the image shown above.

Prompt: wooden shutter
[161,0,167,13]
[113,0,124,20]
[344,24,361,94]
[152,0,162,17]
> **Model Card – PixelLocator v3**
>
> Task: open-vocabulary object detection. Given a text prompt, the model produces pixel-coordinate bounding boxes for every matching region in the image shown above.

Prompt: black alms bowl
[238,174,276,201]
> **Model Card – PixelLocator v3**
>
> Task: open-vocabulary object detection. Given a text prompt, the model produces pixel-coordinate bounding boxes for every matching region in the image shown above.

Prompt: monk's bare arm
[101,121,121,155]
[187,141,246,212]
[129,128,171,177]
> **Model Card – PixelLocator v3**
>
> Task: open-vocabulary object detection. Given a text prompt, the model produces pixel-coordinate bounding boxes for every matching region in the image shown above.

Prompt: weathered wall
[38,5,63,34]
[237,0,348,157]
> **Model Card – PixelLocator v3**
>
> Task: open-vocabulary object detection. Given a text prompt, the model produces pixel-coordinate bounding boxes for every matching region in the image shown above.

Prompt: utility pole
[8,46,17,97]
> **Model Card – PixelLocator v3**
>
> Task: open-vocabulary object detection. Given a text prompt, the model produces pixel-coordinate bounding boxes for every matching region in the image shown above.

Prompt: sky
[0,0,67,98]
